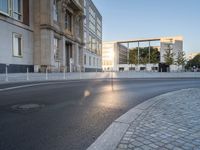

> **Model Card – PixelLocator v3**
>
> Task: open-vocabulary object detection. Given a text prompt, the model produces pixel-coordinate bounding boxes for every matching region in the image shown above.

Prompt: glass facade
[83,0,102,70]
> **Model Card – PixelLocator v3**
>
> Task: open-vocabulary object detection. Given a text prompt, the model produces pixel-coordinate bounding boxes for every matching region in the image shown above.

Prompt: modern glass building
[83,0,102,72]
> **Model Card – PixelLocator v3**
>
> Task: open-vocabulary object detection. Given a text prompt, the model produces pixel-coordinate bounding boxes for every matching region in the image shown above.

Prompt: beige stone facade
[0,0,90,73]
[33,0,85,72]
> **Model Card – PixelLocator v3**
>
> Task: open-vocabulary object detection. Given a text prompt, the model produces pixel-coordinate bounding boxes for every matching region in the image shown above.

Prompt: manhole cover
[11,104,44,113]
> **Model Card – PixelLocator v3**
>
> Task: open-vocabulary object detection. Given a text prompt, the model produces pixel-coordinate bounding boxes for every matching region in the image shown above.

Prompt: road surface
[0,78,200,150]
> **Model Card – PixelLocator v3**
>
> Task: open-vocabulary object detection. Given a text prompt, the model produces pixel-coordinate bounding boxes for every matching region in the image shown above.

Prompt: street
[0,78,200,150]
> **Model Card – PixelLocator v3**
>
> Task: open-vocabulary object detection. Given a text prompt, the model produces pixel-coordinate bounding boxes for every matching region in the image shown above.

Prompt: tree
[186,53,200,70]
[140,47,149,65]
[164,44,174,66]
[129,47,160,65]
[175,51,186,71]
[129,49,138,65]
[150,48,160,64]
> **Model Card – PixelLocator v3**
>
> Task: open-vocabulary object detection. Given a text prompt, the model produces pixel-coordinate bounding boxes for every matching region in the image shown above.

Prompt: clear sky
[92,0,200,54]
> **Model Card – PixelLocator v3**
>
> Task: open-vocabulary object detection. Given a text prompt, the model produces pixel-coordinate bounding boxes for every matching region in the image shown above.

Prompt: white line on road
[0,81,83,92]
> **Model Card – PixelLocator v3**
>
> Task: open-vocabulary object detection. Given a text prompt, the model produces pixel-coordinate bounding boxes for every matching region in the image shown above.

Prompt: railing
[0,71,200,83]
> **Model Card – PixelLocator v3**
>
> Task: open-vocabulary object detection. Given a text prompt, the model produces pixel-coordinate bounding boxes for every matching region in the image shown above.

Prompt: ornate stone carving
[61,0,71,12]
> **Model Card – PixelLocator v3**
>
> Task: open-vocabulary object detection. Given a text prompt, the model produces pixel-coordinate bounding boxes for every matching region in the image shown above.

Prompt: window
[89,56,91,66]
[54,38,59,61]
[13,33,22,57]
[53,0,58,21]
[84,54,86,65]
[84,0,86,7]
[84,31,87,46]
[13,0,22,21]
[92,38,96,53]
[77,18,81,37]
[89,35,92,50]
[0,0,9,15]
[0,0,24,21]
[93,57,95,66]
[89,6,96,33]
[65,11,72,31]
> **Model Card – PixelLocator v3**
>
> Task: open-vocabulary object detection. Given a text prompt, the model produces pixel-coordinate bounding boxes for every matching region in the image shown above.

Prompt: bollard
[27,68,29,81]
[79,66,82,80]
[5,65,8,82]
[111,70,114,91]
[46,67,48,80]
[96,68,98,79]
[63,67,66,80]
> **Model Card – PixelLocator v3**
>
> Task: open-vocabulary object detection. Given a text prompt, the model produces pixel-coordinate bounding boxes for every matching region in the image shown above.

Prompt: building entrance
[66,42,73,72]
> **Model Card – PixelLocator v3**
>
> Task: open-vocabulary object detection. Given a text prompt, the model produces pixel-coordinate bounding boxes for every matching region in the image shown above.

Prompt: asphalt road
[0,78,200,150]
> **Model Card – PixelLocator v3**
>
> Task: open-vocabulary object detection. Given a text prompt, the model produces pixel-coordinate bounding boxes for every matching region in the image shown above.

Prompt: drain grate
[11,104,44,113]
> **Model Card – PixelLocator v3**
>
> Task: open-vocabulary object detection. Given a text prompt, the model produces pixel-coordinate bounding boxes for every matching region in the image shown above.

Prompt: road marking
[0,81,83,92]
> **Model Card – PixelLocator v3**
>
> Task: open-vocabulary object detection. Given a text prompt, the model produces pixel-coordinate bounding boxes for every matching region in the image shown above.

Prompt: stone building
[33,0,85,72]
[0,0,34,73]
[0,0,102,73]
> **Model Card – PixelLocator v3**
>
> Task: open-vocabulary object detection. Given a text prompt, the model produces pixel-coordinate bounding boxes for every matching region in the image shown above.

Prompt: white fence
[0,72,200,83]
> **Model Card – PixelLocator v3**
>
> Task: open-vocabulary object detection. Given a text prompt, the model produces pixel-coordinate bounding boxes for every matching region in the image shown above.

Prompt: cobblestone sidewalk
[117,89,200,150]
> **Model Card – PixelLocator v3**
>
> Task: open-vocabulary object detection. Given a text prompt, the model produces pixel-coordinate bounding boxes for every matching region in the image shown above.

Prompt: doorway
[66,42,73,72]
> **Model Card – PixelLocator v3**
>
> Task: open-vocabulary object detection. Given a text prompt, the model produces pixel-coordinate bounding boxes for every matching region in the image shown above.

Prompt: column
[149,41,151,64]
[137,42,140,65]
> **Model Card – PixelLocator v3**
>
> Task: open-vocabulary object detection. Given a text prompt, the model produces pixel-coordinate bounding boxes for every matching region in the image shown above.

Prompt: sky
[92,0,200,54]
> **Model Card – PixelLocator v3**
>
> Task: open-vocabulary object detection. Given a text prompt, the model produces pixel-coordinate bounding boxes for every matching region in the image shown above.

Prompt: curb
[87,89,190,150]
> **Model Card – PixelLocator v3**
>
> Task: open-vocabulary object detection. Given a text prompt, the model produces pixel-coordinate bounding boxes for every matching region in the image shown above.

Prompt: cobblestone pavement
[116,89,200,150]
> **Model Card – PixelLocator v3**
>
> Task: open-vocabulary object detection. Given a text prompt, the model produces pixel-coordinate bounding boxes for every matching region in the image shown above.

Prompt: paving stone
[116,89,200,150]
[173,147,182,150]
[165,144,174,149]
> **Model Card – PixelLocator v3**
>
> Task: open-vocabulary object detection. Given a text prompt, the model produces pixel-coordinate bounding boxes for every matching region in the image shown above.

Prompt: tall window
[0,0,9,14]
[13,0,22,20]
[53,0,58,21]
[13,33,22,57]
[54,38,59,61]
[65,11,72,31]
[84,31,87,46]
[92,38,96,53]
[0,0,24,21]
[77,18,81,37]
[84,54,86,65]
[89,56,91,66]
[93,57,95,66]
[89,35,92,50]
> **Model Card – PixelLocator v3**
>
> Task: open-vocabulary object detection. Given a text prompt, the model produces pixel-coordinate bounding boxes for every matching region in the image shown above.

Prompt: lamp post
[137,42,140,71]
